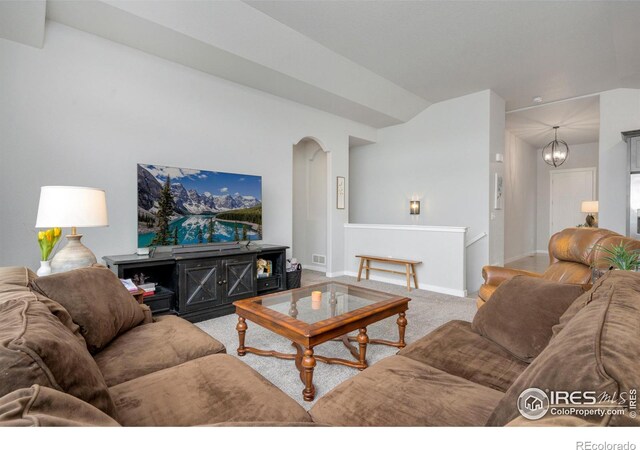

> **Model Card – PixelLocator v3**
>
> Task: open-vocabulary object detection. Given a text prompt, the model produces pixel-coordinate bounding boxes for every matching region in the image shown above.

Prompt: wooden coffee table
[233,282,410,401]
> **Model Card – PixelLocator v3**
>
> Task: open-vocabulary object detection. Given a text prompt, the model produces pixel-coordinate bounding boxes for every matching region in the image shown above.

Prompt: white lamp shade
[581,200,599,214]
[35,186,108,228]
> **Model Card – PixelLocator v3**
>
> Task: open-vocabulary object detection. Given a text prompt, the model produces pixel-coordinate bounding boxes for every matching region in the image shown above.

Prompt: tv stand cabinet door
[223,255,257,302]
[177,260,223,314]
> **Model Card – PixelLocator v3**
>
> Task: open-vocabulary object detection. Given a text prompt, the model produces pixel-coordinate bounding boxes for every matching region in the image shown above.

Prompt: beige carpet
[196,270,476,409]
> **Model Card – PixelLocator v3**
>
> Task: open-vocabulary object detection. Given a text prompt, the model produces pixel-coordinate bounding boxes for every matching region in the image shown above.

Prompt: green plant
[594,241,640,271]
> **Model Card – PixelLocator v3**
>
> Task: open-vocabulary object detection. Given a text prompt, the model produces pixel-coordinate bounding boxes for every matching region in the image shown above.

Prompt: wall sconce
[410,200,420,215]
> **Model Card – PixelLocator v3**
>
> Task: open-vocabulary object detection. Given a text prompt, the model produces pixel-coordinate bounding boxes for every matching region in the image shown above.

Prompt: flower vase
[37,260,52,277]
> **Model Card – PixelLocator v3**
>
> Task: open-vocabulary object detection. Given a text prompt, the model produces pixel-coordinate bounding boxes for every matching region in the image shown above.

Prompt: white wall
[488,91,506,266]
[292,139,327,271]
[0,21,376,270]
[504,131,537,262]
[535,142,599,250]
[599,88,640,234]
[344,224,467,297]
[349,90,505,292]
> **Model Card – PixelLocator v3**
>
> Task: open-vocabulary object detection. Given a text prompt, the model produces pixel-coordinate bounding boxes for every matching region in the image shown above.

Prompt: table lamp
[581,201,599,228]
[35,186,109,273]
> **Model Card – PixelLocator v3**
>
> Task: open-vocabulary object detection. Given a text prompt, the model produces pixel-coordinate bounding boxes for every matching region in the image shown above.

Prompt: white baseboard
[325,271,345,278]
[343,271,467,298]
[535,250,549,255]
[303,264,326,273]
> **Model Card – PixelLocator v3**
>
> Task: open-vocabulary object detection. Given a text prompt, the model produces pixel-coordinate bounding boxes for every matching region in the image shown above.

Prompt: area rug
[196,270,476,409]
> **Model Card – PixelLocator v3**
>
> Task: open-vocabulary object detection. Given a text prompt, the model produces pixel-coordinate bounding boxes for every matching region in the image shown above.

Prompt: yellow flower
[45,229,53,241]
[54,227,61,237]
[38,231,45,241]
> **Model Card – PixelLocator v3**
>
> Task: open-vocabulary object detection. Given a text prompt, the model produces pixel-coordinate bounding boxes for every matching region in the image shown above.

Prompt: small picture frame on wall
[337,176,346,210]
[494,173,504,210]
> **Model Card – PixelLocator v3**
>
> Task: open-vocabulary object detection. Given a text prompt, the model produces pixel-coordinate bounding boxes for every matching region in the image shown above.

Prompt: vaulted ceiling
[2,1,640,128]
[248,1,640,112]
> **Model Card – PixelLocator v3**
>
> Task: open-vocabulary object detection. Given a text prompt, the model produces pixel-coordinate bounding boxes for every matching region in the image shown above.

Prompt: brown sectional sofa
[1,263,639,427]
[310,270,640,426]
[0,266,312,426]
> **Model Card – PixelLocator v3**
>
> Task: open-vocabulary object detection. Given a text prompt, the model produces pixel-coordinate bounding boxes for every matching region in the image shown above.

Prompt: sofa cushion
[309,355,504,426]
[0,385,120,427]
[398,320,528,392]
[472,276,585,362]
[0,297,116,417]
[0,266,36,289]
[30,266,145,354]
[551,272,611,339]
[487,271,640,426]
[109,354,312,426]
[95,315,226,386]
[0,288,86,346]
[34,291,85,344]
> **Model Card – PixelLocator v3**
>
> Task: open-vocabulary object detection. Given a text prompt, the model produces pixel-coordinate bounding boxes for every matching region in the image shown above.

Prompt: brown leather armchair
[477,227,640,308]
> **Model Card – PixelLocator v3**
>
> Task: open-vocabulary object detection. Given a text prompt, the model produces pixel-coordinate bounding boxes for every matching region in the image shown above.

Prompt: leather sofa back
[542,261,592,284]
[543,227,640,285]
[547,227,619,267]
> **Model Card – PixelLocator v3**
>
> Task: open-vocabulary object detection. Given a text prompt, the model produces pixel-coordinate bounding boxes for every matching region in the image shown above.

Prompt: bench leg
[365,259,370,280]
[405,264,411,291]
[412,264,419,290]
[357,258,364,281]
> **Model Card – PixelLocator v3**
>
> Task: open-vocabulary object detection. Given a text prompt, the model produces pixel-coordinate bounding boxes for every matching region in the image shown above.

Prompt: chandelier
[542,126,569,167]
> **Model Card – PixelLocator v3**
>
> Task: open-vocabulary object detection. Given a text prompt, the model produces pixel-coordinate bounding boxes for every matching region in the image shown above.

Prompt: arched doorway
[292,137,328,274]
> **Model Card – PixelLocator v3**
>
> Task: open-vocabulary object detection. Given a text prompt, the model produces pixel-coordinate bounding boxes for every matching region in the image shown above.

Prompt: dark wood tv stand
[103,244,288,322]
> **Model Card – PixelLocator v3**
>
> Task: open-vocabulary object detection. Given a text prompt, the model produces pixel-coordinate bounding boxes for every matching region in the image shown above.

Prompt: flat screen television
[137,163,262,248]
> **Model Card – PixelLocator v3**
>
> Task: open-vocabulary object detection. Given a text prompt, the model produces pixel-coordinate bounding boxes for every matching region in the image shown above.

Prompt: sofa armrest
[481,266,542,287]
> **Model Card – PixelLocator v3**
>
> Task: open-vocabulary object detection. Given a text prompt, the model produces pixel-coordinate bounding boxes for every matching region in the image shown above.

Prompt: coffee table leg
[357,328,369,369]
[236,316,247,356]
[302,348,316,401]
[397,312,407,348]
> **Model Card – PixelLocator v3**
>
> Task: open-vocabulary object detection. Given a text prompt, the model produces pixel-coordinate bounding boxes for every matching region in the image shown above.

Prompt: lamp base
[585,214,598,228]
[50,234,97,273]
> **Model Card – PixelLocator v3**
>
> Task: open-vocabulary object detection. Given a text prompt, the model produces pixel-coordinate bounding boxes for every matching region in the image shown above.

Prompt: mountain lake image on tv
[137,163,262,248]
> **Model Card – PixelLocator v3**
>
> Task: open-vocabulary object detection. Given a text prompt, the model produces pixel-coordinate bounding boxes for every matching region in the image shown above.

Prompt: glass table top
[257,282,400,325]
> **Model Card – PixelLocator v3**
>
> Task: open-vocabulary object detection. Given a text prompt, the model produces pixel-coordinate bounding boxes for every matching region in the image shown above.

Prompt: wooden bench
[356,255,422,291]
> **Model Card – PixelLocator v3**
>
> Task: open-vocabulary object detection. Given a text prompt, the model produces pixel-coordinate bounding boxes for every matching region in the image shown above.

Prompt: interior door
[550,168,596,236]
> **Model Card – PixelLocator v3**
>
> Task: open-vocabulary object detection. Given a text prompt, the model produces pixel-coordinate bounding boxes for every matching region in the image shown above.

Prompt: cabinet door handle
[217,280,223,286]
[222,280,227,284]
